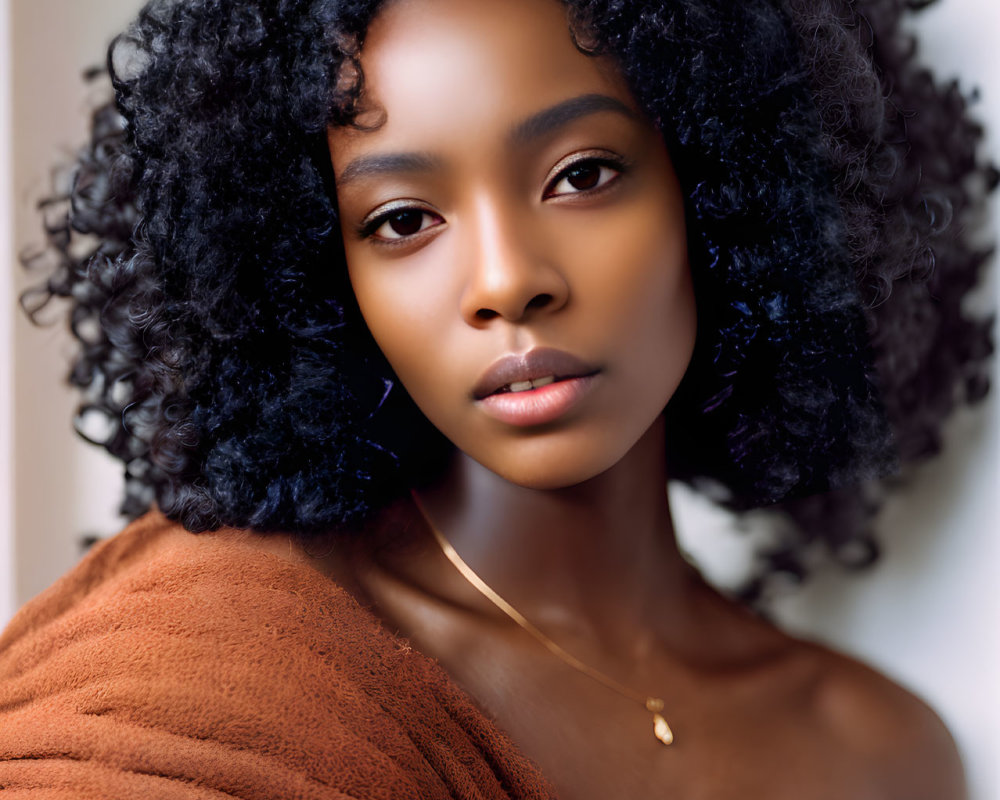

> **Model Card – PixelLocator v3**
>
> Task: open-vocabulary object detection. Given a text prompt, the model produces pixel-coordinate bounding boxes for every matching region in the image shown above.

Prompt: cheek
[346,251,468,426]
[608,249,696,428]
[567,197,696,385]
[348,267,410,363]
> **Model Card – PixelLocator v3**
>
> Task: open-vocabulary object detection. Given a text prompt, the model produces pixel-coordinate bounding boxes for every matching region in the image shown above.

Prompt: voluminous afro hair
[25,0,993,595]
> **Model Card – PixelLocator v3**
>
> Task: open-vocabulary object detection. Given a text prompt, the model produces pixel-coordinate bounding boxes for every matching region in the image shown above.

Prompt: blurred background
[1,0,997,796]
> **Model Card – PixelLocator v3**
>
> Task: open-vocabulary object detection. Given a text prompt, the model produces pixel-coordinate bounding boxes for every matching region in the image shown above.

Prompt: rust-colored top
[0,512,555,799]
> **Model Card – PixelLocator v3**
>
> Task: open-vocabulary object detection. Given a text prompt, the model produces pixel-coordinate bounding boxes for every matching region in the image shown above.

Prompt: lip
[477,374,599,427]
[472,347,601,400]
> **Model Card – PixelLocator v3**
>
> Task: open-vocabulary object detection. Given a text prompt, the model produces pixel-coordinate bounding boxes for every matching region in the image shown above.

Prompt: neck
[412,415,697,655]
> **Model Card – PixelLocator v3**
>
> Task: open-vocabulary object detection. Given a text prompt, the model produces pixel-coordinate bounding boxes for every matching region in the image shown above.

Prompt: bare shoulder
[802,641,966,800]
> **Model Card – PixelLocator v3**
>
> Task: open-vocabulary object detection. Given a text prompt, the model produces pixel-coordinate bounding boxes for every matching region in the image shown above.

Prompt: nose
[459,198,569,326]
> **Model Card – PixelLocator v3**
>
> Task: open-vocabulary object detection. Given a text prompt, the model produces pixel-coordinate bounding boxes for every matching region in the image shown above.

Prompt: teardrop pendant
[645,697,673,746]
[652,713,674,745]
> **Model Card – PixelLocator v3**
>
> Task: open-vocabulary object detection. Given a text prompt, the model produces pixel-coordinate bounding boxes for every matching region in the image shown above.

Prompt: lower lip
[477,375,598,427]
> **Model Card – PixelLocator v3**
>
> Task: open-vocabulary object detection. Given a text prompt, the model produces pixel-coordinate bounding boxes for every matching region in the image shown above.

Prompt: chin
[491,466,597,492]
[469,436,641,492]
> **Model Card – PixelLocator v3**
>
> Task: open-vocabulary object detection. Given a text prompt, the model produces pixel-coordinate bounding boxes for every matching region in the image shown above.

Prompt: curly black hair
[25,0,993,596]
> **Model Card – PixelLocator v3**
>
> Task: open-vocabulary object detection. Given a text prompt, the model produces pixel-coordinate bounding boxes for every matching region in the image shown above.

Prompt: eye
[544,155,624,199]
[374,209,440,240]
[361,204,444,243]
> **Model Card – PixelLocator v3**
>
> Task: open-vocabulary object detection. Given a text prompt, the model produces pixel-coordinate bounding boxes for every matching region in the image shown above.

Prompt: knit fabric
[0,513,556,799]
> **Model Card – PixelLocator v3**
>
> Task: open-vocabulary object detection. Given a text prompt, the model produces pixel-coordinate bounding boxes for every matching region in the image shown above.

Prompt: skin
[320,0,967,797]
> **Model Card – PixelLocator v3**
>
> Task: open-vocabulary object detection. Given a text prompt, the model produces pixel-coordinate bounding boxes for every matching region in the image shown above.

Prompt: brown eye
[386,210,425,237]
[566,163,601,191]
[368,207,443,241]
[545,157,623,199]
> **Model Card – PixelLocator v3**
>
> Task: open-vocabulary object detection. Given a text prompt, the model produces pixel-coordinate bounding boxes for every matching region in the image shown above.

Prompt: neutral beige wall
[1,0,13,624]
[10,0,144,606]
[2,0,998,797]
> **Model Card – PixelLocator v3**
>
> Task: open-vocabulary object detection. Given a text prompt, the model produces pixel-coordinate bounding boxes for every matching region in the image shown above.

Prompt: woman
[1,0,992,797]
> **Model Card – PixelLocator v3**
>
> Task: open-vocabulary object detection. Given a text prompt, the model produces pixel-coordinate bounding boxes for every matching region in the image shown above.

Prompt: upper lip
[472,348,600,400]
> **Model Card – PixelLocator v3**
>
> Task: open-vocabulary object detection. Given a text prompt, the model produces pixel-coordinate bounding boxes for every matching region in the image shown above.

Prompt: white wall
[2,1,998,797]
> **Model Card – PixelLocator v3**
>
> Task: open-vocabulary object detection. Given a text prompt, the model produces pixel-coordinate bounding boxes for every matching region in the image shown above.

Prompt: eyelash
[543,152,627,200]
[357,200,439,243]
[357,152,628,245]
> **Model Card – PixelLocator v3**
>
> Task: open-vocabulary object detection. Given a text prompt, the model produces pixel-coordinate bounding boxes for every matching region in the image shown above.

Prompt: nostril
[472,293,556,323]
[526,293,552,310]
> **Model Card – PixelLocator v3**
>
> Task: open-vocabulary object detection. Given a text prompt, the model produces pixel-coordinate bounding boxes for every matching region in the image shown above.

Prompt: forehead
[329,0,637,166]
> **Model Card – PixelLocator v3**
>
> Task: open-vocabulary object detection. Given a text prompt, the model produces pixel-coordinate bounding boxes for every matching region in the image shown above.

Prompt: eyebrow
[337,152,442,188]
[509,93,637,147]
[335,93,636,188]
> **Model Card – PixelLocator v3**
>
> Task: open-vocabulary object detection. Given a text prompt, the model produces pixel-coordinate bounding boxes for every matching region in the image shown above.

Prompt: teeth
[506,375,556,393]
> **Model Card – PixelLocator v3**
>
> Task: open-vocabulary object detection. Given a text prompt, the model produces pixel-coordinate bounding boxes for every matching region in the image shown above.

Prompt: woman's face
[329,0,696,489]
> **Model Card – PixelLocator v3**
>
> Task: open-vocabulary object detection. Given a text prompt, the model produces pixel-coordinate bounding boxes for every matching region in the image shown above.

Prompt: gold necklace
[411,493,674,746]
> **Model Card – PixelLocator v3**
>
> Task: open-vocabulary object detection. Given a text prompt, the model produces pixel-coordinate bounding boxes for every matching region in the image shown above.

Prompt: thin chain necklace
[411,492,675,746]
